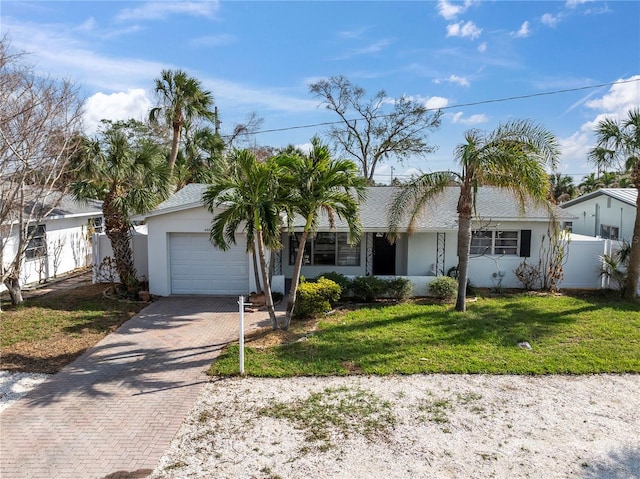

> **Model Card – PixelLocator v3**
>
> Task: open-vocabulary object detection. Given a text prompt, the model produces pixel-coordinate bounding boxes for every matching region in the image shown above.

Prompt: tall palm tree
[549,173,576,203]
[579,172,600,194]
[202,149,282,328]
[71,120,171,286]
[173,123,225,189]
[389,119,559,312]
[276,137,367,329]
[149,69,215,176]
[589,107,640,299]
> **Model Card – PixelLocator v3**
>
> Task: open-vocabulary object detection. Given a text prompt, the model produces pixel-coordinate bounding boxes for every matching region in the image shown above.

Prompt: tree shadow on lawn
[258,296,638,374]
[581,446,640,479]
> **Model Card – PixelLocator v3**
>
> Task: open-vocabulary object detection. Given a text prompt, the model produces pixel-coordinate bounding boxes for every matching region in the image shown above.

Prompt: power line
[221,78,639,138]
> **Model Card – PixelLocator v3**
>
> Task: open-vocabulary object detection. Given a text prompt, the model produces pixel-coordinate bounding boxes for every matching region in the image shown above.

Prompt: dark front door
[373,233,396,275]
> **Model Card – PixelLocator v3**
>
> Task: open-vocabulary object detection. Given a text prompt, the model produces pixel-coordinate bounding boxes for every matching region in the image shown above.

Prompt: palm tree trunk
[456,214,472,312]
[256,228,278,329]
[252,239,262,294]
[455,184,473,312]
[4,271,23,306]
[623,177,640,299]
[103,196,136,286]
[168,125,181,175]
[283,229,310,330]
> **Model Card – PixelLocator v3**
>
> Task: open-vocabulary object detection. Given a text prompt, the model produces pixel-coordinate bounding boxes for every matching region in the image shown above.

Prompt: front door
[373,233,396,275]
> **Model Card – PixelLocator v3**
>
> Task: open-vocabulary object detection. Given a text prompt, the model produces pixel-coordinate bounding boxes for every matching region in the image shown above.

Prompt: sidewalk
[0,296,277,479]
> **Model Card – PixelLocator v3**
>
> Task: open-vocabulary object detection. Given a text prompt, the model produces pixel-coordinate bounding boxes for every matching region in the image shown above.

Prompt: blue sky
[2,0,639,184]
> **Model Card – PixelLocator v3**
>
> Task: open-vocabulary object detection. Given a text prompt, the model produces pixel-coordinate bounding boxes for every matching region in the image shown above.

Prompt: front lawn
[0,284,146,373]
[209,292,640,376]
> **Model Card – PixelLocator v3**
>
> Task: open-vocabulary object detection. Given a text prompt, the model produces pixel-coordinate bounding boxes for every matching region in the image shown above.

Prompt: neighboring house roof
[140,184,571,231]
[1,185,103,225]
[561,188,638,208]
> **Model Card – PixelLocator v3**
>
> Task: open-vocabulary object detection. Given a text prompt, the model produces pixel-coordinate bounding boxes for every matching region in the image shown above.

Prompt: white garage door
[170,233,249,295]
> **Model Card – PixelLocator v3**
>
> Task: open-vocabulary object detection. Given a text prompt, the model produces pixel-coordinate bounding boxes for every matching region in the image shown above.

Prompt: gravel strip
[0,371,52,412]
[152,374,640,479]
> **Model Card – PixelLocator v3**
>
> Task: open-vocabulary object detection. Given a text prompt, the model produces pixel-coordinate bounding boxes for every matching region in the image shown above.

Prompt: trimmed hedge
[428,276,458,300]
[293,277,341,318]
[314,272,352,299]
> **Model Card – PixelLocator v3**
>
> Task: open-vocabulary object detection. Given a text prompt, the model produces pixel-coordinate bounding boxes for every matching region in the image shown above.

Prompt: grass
[259,386,396,451]
[0,283,146,373]
[209,292,640,376]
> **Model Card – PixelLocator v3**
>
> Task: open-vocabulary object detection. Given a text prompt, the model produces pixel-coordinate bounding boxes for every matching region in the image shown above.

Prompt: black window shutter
[520,230,531,257]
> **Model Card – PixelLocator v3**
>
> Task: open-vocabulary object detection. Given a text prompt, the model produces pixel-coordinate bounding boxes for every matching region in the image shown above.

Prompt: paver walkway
[0,296,277,479]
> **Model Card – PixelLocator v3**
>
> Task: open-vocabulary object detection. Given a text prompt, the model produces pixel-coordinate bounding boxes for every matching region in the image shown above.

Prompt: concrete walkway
[0,297,278,479]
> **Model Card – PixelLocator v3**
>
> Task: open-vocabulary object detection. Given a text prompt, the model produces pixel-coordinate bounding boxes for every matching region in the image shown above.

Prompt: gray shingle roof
[561,188,637,208]
[144,184,569,230]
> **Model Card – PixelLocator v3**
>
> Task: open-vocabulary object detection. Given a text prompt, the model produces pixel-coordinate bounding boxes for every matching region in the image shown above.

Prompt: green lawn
[209,292,640,376]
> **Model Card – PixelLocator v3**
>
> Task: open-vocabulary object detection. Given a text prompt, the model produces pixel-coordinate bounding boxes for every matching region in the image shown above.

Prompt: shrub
[351,276,388,302]
[514,260,542,291]
[314,272,352,298]
[294,277,341,318]
[386,277,413,301]
[428,276,458,300]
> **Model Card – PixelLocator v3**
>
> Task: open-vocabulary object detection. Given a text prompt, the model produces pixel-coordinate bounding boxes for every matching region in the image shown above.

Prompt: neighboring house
[560,188,637,241]
[1,194,103,292]
[136,184,579,297]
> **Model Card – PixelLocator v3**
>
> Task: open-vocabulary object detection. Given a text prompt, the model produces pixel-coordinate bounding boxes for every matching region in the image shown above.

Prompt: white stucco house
[560,188,638,241]
[137,184,580,297]
[1,193,103,292]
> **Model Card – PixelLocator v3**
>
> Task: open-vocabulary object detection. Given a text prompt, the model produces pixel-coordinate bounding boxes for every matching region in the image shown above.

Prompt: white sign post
[238,295,246,375]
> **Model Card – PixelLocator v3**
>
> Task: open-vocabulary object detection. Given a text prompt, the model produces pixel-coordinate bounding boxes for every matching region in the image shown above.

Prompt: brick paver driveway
[0,296,276,479]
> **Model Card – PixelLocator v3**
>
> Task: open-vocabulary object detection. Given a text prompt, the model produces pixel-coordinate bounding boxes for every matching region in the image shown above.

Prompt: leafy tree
[203,149,282,328]
[71,120,171,288]
[549,173,576,203]
[578,172,600,194]
[276,137,366,329]
[309,75,442,183]
[173,123,225,189]
[388,120,559,312]
[0,38,84,305]
[589,108,640,299]
[149,69,215,175]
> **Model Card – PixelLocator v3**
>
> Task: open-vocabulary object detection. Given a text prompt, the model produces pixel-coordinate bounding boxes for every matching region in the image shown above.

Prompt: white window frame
[25,224,47,260]
[470,230,519,256]
[289,232,360,266]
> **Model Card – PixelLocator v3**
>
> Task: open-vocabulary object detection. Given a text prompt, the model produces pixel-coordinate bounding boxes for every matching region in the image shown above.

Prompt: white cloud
[446,21,482,40]
[451,112,488,125]
[513,21,531,38]
[584,75,640,116]
[116,1,219,22]
[446,74,470,87]
[424,96,449,110]
[84,89,152,134]
[541,13,561,27]
[566,0,593,8]
[294,143,313,154]
[335,39,393,60]
[77,17,97,32]
[477,42,487,53]
[436,0,476,20]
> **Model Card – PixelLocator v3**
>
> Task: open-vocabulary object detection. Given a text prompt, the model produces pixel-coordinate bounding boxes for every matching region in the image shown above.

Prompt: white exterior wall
[1,216,94,291]
[145,206,257,297]
[92,233,149,283]
[561,234,608,289]
[563,196,635,241]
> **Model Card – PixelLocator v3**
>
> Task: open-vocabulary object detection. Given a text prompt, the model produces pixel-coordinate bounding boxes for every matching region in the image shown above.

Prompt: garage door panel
[169,233,249,295]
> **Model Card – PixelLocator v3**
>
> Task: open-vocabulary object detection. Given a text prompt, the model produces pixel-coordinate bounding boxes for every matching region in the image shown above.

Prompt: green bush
[314,272,352,298]
[351,276,388,302]
[386,277,413,301]
[428,276,458,300]
[294,277,341,318]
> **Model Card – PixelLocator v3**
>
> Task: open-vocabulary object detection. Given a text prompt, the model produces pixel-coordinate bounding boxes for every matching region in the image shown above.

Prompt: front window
[289,232,360,266]
[25,224,47,260]
[470,230,519,256]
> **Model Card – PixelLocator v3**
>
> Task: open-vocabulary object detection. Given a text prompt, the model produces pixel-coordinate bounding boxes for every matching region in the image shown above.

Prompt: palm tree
[173,123,225,189]
[589,107,640,299]
[276,137,367,329]
[71,120,171,287]
[389,119,559,312]
[579,172,600,194]
[202,149,282,328]
[549,173,576,203]
[149,69,215,175]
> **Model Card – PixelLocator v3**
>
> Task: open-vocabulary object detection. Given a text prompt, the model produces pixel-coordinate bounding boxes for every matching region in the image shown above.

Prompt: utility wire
[221,78,639,138]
